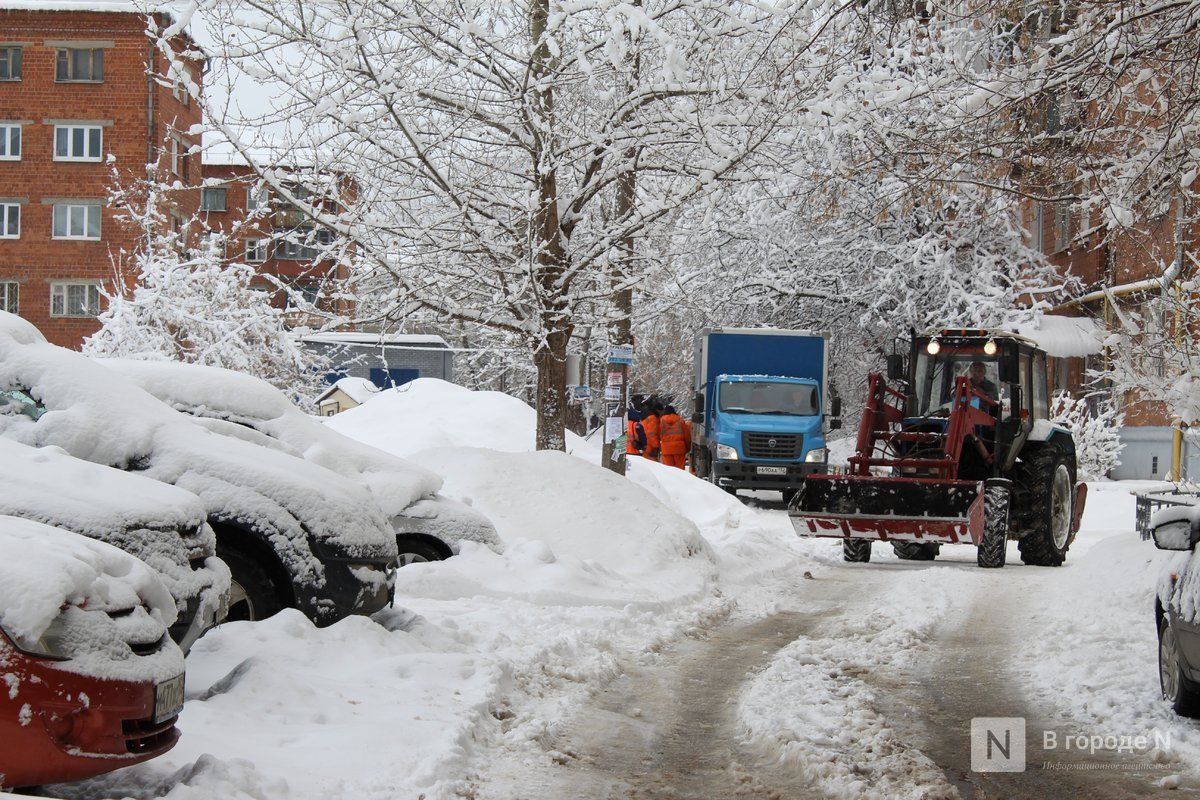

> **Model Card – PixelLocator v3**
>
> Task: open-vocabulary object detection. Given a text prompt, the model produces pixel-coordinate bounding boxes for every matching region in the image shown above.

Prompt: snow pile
[327,378,593,456]
[0,516,183,683]
[99,358,441,517]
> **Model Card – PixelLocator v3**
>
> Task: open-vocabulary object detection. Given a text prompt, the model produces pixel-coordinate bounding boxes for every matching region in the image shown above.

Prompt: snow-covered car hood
[0,314,396,563]
[393,495,502,551]
[0,516,184,682]
[97,358,444,518]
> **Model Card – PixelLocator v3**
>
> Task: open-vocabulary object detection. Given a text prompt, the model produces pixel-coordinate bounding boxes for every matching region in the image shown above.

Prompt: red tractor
[789,329,1087,568]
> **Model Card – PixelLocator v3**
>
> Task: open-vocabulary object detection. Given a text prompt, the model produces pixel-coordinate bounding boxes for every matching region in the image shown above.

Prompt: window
[245,238,267,263]
[52,203,101,240]
[172,77,190,106]
[1053,201,1071,252]
[0,281,16,314]
[0,123,20,160]
[246,186,268,212]
[50,282,101,317]
[54,125,103,161]
[0,204,19,238]
[169,136,189,179]
[56,48,103,82]
[200,187,226,212]
[278,228,333,261]
[0,46,21,81]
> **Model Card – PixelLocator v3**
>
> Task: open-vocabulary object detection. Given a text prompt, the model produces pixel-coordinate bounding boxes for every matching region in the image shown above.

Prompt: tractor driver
[968,361,998,400]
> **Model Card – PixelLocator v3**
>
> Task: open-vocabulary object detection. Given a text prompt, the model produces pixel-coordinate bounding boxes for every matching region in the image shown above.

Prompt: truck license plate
[154,674,185,723]
[756,466,787,476]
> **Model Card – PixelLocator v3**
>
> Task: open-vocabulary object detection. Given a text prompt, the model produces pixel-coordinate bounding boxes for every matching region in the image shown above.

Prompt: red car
[0,516,186,789]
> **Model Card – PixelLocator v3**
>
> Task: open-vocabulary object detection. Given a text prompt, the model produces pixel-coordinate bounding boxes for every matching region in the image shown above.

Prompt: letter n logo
[971,717,1026,772]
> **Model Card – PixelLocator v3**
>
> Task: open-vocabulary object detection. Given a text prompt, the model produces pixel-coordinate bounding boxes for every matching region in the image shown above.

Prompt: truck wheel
[693,447,709,479]
[218,544,285,622]
[892,541,939,561]
[843,539,872,563]
[1159,616,1200,717]
[1017,448,1074,567]
[977,479,1010,568]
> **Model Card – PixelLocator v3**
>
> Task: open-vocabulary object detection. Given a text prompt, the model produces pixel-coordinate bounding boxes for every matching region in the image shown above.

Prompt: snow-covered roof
[318,377,381,406]
[1015,315,1107,358]
[0,1,185,16]
[301,332,450,348]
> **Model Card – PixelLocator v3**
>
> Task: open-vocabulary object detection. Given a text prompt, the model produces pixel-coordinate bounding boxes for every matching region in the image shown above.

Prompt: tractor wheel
[843,538,872,563]
[977,479,1011,568]
[892,541,939,561]
[1017,447,1075,567]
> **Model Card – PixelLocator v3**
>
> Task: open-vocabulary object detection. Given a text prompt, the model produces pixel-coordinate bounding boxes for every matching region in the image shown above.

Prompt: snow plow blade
[789,474,986,545]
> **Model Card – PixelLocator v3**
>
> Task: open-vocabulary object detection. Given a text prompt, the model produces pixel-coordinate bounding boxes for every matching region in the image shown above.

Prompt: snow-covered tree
[85,167,326,406]
[1050,391,1125,480]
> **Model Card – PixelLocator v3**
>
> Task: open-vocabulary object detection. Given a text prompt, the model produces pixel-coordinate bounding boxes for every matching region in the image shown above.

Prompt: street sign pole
[601,345,633,475]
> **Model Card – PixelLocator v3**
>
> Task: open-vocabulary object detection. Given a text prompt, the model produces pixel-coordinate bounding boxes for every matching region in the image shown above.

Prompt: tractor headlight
[926,340,940,355]
[805,448,828,463]
[983,339,998,356]
[716,444,738,461]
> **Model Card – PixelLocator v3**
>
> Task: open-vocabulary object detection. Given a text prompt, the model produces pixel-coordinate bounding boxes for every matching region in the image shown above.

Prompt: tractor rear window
[719,381,818,416]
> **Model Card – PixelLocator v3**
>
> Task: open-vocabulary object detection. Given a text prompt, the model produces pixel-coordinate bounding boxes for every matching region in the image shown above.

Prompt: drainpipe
[1170,193,1187,480]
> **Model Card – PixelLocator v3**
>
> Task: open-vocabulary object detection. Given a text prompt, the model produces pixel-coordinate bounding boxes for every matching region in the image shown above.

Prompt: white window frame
[245,238,268,263]
[0,203,19,239]
[54,124,103,162]
[1053,201,1071,253]
[0,123,20,160]
[55,47,103,83]
[49,281,101,318]
[52,202,101,240]
[0,281,17,314]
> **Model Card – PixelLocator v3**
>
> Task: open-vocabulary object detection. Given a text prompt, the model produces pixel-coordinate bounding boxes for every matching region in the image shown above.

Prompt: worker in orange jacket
[641,403,663,460]
[657,405,691,470]
[626,407,648,455]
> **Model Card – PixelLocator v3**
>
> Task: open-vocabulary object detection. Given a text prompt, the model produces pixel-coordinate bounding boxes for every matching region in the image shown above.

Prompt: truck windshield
[718,381,818,416]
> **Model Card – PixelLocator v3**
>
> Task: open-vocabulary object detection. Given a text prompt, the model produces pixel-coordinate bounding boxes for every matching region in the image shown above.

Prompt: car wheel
[843,538,872,563]
[396,537,448,567]
[218,545,285,622]
[1159,616,1200,717]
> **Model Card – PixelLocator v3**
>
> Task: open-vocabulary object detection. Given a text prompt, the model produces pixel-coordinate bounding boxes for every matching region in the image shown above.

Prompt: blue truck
[691,328,839,498]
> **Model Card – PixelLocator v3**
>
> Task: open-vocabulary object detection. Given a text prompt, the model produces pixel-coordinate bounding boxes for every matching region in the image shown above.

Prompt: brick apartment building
[0,3,203,348]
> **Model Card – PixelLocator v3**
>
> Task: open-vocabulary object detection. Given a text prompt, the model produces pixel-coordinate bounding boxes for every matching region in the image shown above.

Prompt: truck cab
[691,329,838,499]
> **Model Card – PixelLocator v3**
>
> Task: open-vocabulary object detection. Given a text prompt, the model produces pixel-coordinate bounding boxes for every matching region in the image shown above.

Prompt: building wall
[303,341,454,387]
[0,8,201,348]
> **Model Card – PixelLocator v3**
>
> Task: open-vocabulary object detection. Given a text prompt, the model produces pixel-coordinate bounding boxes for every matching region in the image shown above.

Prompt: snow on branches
[1050,392,1124,480]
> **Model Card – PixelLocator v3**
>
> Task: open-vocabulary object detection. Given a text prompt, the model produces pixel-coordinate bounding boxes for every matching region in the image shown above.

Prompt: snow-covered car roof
[0,515,184,682]
[0,438,207,538]
[98,358,441,518]
[0,313,395,561]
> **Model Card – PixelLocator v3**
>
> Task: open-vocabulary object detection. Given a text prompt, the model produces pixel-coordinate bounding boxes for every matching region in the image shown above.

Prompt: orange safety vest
[658,414,690,455]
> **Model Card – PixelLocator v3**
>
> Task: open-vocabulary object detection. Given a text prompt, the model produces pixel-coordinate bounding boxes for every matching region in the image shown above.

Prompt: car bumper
[299,559,395,626]
[0,660,180,788]
[713,460,827,490]
[168,556,231,654]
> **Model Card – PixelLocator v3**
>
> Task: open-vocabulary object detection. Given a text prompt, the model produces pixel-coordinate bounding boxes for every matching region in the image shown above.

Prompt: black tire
[892,541,940,561]
[217,544,285,622]
[1159,616,1200,717]
[781,488,798,505]
[396,537,448,567]
[692,447,709,479]
[1017,447,1075,567]
[843,538,872,563]
[977,479,1010,568]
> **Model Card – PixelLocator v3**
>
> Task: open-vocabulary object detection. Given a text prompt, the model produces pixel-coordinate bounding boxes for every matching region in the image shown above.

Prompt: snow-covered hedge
[1050,392,1124,480]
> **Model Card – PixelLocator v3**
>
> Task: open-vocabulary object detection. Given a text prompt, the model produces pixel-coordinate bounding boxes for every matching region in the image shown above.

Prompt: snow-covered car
[99,358,502,564]
[1151,504,1200,717]
[0,516,185,789]
[0,311,397,625]
[0,438,229,653]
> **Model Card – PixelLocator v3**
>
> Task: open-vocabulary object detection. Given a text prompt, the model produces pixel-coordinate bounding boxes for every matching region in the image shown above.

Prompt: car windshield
[718,381,818,416]
[913,351,1003,416]
[0,388,46,421]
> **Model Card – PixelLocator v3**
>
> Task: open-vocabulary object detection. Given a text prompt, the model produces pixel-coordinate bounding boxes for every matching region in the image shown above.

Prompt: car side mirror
[693,392,704,414]
[1152,513,1200,551]
[885,354,906,382]
[830,397,842,418]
